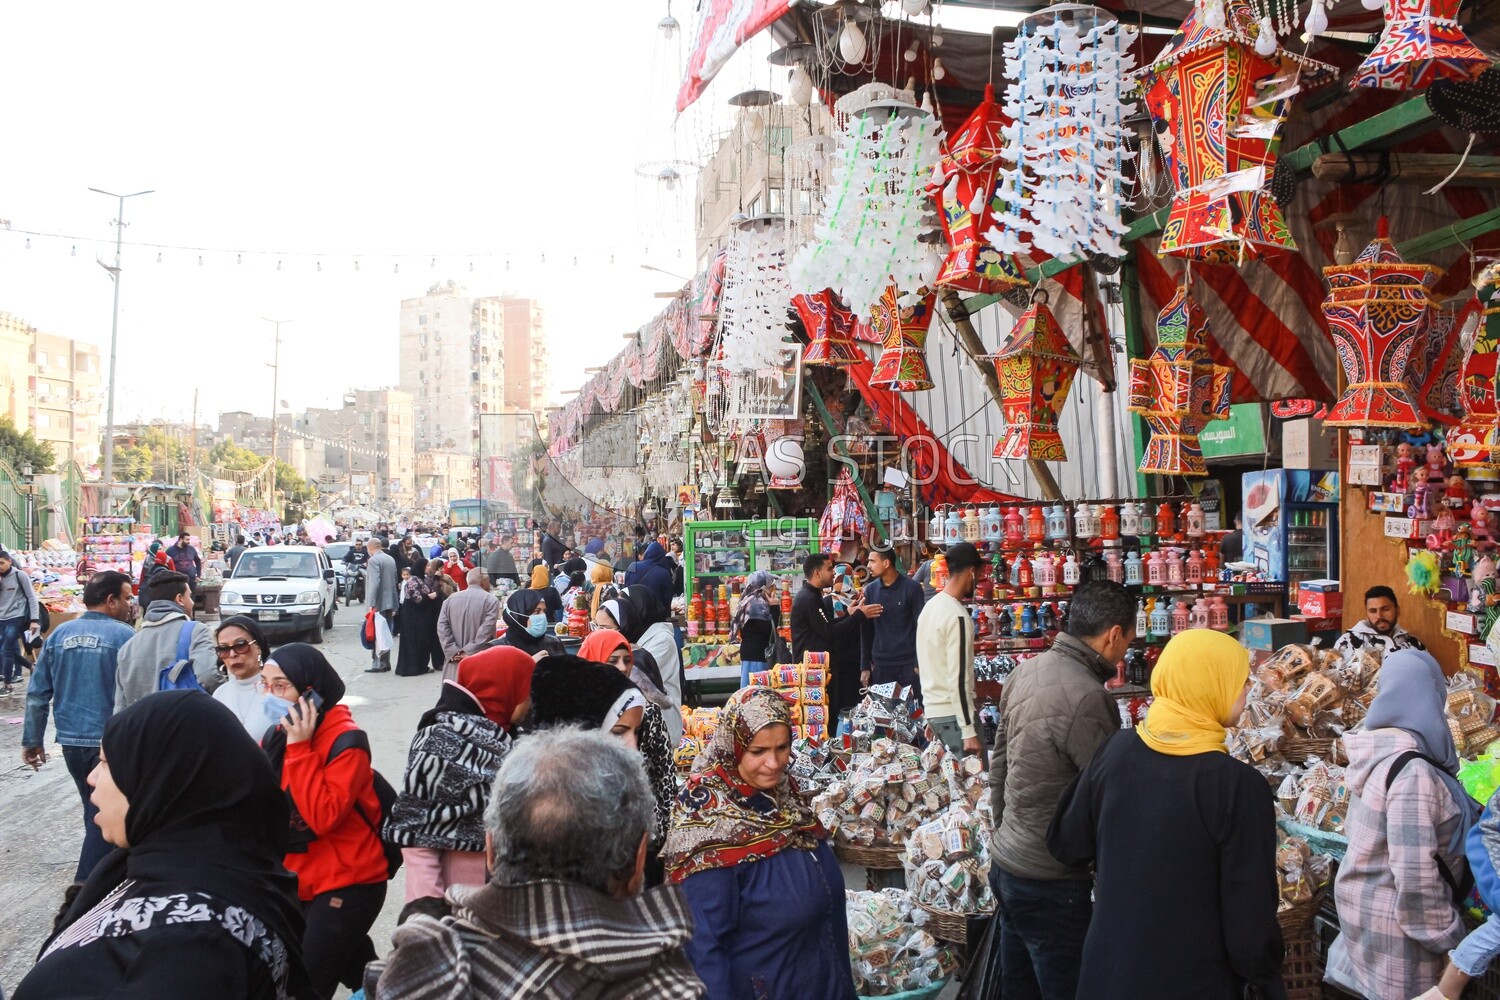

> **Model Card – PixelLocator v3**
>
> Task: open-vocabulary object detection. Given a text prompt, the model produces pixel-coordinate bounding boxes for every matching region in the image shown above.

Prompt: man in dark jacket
[165,532,202,590]
[484,534,520,587]
[624,542,675,612]
[858,544,925,691]
[791,553,881,715]
[540,520,567,569]
[987,579,1132,999]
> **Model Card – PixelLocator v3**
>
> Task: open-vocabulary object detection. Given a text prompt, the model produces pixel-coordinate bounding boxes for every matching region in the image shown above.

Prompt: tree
[208,437,314,518]
[0,417,55,474]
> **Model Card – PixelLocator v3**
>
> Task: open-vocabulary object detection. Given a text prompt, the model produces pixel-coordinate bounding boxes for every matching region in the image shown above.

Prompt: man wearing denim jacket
[22,570,137,881]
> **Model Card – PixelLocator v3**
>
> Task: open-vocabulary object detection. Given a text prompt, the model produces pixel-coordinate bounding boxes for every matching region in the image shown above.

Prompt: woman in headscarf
[428,557,457,599]
[1048,629,1282,1000]
[442,549,468,592]
[580,629,677,886]
[663,686,854,999]
[385,645,530,916]
[259,644,388,999]
[212,615,272,738]
[596,584,684,744]
[731,570,780,688]
[498,588,566,657]
[529,653,649,747]
[396,555,443,676]
[15,691,315,1000]
[1324,649,1483,999]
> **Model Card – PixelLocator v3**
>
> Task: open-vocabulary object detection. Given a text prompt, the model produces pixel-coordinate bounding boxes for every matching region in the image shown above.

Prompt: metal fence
[0,460,23,551]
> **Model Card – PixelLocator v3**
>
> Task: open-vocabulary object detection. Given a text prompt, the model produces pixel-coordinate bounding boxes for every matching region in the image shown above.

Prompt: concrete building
[277,388,415,503]
[0,314,105,471]
[500,297,548,416]
[0,313,31,430]
[397,282,504,490]
[415,449,477,507]
[217,411,272,453]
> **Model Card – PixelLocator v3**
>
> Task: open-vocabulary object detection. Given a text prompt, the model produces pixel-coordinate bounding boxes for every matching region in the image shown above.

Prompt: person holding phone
[259,644,388,1000]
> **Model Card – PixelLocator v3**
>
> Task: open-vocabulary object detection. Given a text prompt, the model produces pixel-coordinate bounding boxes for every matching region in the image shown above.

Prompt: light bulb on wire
[1254,16,1277,54]
[1305,0,1328,35]
[838,19,867,63]
[789,64,814,106]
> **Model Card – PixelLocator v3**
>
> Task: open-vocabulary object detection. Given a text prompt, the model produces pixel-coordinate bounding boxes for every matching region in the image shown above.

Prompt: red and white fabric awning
[677,0,797,112]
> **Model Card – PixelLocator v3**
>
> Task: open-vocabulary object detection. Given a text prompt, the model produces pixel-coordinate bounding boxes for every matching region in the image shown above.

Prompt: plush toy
[1454,524,1478,577]
[1407,549,1443,595]
[1474,500,1493,543]
[1426,442,1447,485]
[1470,555,1497,614]
[1447,474,1472,510]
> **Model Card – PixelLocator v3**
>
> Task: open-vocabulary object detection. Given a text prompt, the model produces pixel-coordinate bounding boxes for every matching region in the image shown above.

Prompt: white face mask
[526,613,549,638]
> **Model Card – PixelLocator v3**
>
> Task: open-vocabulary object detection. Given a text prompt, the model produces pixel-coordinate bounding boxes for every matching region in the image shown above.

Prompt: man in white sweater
[917,541,980,757]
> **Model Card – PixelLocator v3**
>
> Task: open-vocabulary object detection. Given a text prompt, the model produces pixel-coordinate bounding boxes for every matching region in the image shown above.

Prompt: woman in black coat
[1047,629,1283,1000]
[396,556,443,676]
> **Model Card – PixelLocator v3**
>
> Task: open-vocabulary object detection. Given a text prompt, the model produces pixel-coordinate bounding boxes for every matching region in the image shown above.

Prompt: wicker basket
[1276,891,1325,1000]
[834,841,906,870]
[913,900,990,945]
[1277,734,1348,766]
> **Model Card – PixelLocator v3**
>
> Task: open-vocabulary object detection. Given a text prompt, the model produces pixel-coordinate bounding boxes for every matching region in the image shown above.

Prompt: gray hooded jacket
[114,601,221,712]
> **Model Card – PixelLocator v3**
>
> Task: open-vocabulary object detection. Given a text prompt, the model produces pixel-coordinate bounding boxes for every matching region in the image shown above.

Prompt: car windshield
[325,543,352,561]
[233,552,320,579]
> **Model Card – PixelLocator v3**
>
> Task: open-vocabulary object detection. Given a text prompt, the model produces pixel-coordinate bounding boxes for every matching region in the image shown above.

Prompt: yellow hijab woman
[1139,629,1250,757]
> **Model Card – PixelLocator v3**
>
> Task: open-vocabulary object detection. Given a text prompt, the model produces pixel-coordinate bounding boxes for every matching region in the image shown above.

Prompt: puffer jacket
[1325,727,1467,1000]
[989,631,1118,880]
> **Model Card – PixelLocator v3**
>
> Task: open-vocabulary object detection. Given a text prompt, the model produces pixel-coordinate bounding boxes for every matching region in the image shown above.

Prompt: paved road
[0,610,435,997]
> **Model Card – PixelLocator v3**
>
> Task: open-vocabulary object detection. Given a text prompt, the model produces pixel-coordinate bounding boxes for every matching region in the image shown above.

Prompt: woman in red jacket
[260,643,388,1000]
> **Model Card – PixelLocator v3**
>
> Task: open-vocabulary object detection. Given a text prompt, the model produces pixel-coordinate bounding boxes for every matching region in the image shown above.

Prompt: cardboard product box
[1368,492,1408,513]
[1284,418,1338,470]
[1294,614,1342,633]
[1242,617,1309,651]
[1299,589,1344,619]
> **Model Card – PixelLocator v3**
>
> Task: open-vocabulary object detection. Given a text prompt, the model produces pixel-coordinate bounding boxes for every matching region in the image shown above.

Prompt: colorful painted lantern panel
[1353,0,1492,90]
[868,286,936,392]
[931,84,1028,296]
[991,295,1082,462]
[1127,275,1232,476]
[1137,0,1333,263]
[1453,264,1500,466]
[1322,219,1442,430]
[795,289,863,367]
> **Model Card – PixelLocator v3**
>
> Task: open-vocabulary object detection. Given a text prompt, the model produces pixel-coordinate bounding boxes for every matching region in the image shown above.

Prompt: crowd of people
[13,512,1500,1000]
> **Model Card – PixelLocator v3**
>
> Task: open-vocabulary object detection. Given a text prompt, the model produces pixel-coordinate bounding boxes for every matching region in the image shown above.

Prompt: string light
[70,245,76,256]
[156,252,162,263]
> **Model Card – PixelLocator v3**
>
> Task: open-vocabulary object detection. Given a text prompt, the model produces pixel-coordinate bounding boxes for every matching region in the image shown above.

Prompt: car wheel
[308,613,326,645]
[324,604,335,630]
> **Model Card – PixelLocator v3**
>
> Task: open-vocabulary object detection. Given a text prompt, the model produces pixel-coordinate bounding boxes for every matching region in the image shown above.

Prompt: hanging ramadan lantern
[1450,264,1500,465]
[868,285,937,392]
[791,102,944,318]
[794,289,863,367]
[1352,0,1491,90]
[990,290,1083,461]
[719,215,794,374]
[930,83,1028,294]
[1135,0,1333,263]
[1128,273,1232,475]
[1322,217,1442,430]
[985,6,1139,261]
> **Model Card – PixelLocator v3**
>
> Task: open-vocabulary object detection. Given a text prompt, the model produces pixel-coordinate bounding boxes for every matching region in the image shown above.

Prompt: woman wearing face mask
[1048,629,1282,1000]
[528,653,648,749]
[663,686,854,1000]
[730,570,779,688]
[396,556,443,676]
[385,645,531,918]
[15,691,316,1000]
[259,644,388,1000]
[580,628,677,886]
[212,615,273,738]
[498,588,565,658]
[595,585,683,744]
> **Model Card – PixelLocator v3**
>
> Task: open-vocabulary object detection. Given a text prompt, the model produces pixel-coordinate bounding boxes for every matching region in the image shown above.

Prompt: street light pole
[261,317,290,512]
[89,187,154,486]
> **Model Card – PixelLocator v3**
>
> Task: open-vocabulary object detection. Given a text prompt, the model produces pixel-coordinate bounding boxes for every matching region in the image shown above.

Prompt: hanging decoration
[1128,273,1233,476]
[718,215,794,373]
[1136,0,1333,263]
[868,285,937,392]
[790,105,944,319]
[795,289,863,367]
[1322,217,1443,430]
[818,468,871,551]
[1351,0,1491,91]
[930,83,1028,295]
[1452,263,1500,466]
[990,291,1083,462]
[985,8,1139,261]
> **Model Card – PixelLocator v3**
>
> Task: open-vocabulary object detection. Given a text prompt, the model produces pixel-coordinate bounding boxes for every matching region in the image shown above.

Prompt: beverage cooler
[1241,469,1340,587]
[682,518,819,605]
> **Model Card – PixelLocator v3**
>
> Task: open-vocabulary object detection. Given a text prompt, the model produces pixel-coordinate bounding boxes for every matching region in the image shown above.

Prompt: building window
[419,315,428,326]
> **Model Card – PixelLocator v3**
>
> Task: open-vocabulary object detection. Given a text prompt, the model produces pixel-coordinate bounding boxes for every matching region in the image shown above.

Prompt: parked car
[219,545,338,643]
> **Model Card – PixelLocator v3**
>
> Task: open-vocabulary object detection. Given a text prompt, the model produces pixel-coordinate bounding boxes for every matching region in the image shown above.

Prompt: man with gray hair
[435,566,500,680]
[364,728,703,999]
[364,537,398,674]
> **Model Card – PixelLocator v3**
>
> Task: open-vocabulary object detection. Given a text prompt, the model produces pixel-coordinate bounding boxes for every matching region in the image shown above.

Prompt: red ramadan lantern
[868,285,936,392]
[1353,0,1492,90]
[990,291,1082,462]
[1136,0,1333,263]
[795,289,862,367]
[1322,217,1441,430]
[1128,273,1232,476]
[1448,264,1500,465]
[930,83,1028,296]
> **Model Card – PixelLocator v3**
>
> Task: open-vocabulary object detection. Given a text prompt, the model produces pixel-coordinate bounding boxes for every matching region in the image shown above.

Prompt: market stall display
[746,652,831,741]
[82,516,136,577]
[845,889,958,998]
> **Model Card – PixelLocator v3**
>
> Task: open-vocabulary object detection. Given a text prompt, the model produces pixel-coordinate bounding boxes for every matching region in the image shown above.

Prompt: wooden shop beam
[1281,94,1438,172]
[1312,152,1500,186]
[1397,205,1500,259]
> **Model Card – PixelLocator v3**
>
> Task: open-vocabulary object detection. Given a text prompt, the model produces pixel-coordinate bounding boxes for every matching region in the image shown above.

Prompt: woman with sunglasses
[212,615,273,738]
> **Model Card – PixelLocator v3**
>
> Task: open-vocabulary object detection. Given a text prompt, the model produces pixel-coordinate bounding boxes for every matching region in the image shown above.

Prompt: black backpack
[327,730,403,879]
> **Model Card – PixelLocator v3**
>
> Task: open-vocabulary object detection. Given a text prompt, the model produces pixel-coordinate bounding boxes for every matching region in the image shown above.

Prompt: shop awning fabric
[677,0,797,112]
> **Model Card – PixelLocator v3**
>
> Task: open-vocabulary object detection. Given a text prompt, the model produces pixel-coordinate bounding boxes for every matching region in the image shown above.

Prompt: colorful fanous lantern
[1322,217,1442,430]
[1136,0,1333,263]
[990,292,1083,461]
[930,83,1028,295]
[1352,0,1492,90]
[1451,263,1500,466]
[795,289,863,367]
[1128,274,1232,476]
[868,285,936,392]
